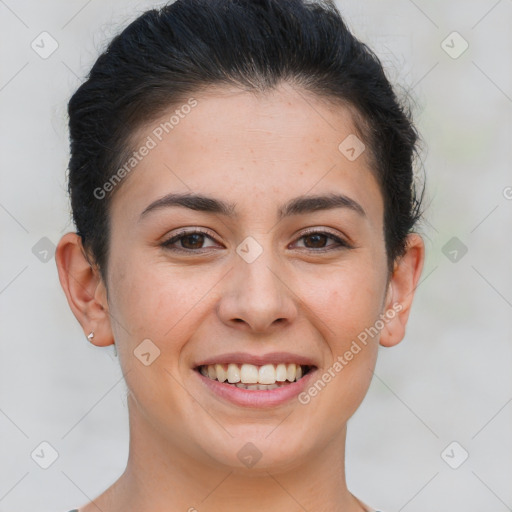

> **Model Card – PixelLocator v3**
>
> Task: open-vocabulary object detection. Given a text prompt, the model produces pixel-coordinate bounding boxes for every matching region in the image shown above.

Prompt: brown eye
[303,233,329,249]
[161,230,218,252]
[180,233,206,250]
[294,230,351,252]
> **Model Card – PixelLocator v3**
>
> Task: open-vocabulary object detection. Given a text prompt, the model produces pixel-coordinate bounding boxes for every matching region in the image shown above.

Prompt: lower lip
[194,368,317,408]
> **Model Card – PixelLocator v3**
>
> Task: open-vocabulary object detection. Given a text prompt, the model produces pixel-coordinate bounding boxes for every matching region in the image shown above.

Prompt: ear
[379,233,425,348]
[55,232,114,348]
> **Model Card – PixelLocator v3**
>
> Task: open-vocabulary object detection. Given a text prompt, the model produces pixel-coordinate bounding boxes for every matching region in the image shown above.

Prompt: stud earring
[87,331,94,340]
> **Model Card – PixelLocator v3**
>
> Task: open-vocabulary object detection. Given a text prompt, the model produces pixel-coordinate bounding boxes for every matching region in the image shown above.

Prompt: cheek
[299,276,383,427]
[107,252,218,354]
[293,287,381,443]
[309,264,387,346]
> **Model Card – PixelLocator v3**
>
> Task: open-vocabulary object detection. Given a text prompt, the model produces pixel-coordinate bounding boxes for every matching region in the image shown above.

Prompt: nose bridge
[218,235,296,332]
[240,249,281,301]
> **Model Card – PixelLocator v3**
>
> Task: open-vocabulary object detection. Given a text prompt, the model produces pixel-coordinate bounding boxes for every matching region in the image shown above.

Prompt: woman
[56,0,425,510]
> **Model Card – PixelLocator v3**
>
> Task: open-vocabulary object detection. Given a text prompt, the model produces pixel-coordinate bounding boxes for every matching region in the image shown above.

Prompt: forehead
[109,84,383,226]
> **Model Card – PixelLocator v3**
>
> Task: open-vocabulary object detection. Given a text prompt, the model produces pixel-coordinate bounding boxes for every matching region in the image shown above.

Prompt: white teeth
[276,363,287,381]
[234,382,286,390]
[227,363,241,383]
[258,364,276,384]
[200,362,310,385]
[215,364,227,382]
[240,364,259,383]
[286,363,296,382]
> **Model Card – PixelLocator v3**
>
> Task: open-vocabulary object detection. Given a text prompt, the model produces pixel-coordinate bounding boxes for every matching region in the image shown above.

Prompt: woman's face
[100,84,399,471]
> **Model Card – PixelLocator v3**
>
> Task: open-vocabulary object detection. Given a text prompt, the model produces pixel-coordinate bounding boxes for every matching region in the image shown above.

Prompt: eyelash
[160,228,352,253]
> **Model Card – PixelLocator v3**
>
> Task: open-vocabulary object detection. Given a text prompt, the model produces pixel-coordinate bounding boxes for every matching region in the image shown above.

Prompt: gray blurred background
[0,1,511,511]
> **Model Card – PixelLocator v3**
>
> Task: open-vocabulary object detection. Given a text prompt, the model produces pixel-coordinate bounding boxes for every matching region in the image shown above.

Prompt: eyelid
[297,226,348,241]
[160,226,353,252]
[293,227,352,250]
[161,227,219,249]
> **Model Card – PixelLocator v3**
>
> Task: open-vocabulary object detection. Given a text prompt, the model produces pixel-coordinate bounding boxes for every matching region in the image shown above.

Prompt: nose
[217,245,298,334]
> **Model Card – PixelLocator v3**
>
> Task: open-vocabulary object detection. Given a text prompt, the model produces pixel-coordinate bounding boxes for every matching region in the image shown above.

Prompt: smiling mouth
[196,363,314,390]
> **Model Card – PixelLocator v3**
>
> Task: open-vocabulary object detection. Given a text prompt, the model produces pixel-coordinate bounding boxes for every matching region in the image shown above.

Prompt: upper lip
[194,351,318,368]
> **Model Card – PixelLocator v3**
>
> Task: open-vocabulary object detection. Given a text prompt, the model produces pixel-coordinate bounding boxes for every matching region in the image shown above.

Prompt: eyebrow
[138,192,366,222]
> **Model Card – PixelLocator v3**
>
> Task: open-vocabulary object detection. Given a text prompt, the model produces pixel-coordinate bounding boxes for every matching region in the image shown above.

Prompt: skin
[56,82,424,512]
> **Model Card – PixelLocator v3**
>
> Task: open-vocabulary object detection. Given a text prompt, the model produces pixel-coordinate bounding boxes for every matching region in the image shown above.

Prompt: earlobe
[55,232,114,348]
[379,233,425,348]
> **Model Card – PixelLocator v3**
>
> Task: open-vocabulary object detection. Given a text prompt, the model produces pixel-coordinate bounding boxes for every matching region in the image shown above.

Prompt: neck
[89,397,365,512]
